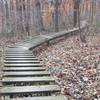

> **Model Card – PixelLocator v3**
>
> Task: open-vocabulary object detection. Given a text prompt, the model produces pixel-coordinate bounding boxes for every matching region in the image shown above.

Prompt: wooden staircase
[0,48,67,100]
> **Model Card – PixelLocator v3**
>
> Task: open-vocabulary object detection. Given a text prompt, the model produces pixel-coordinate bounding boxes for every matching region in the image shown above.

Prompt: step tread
[5,61,40,63]
[5,64,42,67]
[5,54,33,55]
[2,76,55,83]
[3,67,45,71]
[0,85,60,95]
[10,96,67,100]
[6,50,28,52]
[5,58,38,60]
[5,63,42,65]
[5,52,32,54]
[4,71,50,77]
[6,56,35,58]
[6,52,33,54]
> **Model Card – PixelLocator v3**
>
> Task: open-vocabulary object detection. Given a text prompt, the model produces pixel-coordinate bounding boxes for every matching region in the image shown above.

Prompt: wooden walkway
[0,24,86,100]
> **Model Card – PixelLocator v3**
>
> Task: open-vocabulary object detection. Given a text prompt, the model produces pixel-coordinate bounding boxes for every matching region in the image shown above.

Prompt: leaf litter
[33,35,100,100]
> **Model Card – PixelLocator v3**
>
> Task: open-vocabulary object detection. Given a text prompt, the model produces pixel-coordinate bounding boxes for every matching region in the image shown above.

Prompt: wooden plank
[5,54,35,57]
[5,50,32,52]
[6,47,27,49]
[6,48,28,50]
[3,71,50,77]
[5,61,40,64]
[5,51,32,53]
[5,58,38,61]
[3,67,45,71]
[0,85,60,96]
[4,64,42,67]
[10,96,67,100]
[5,51,33,54]
[2,77,55,84]
[5,54,33,56]
[5,49,32,53]
[6,49,28,52]
[6,56,35,58]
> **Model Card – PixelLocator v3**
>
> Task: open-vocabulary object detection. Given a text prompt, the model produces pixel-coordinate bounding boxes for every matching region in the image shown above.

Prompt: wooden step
[6,48,26,50]
[3,71,50,77]
[4,64,42,67]
[5,53,33,56]
[5,51,30,53]
[5,52,33,54]
[5,61,40,64]
[5,58,38,61]
[5,52,32,54]
[2,77,55,84]
[6,47,27,49]
[6,56,35,58]
[5,51,32,53]
[5,54,35,57]
[6,49,28,52]
[0,85,60,96]
[3,67,45,71]
[10,96,67,100]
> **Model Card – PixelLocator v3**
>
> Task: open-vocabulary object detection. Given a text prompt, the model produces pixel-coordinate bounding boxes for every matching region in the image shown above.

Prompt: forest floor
[33,34,100,100]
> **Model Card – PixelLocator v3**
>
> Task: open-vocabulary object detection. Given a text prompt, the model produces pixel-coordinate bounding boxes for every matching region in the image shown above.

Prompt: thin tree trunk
[77,0,86,42]
[0,0,5,34]
[73,0,78,27]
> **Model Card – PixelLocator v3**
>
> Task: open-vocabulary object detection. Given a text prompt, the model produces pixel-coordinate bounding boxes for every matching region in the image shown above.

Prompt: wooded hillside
[0,0,100,37]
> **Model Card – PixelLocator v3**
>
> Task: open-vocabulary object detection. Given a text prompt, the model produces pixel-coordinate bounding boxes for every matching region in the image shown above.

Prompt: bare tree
[73,0,86,42]
[73,0,78,27]
[51,0,62,32]
[34,0,44,33]
[0,0,5,34]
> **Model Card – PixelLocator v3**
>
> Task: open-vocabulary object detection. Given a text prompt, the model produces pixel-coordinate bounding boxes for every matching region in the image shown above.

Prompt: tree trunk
[75,0,86,42]
[73,0,78,27]
[35,0,44,32]
[54,0,59,32]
